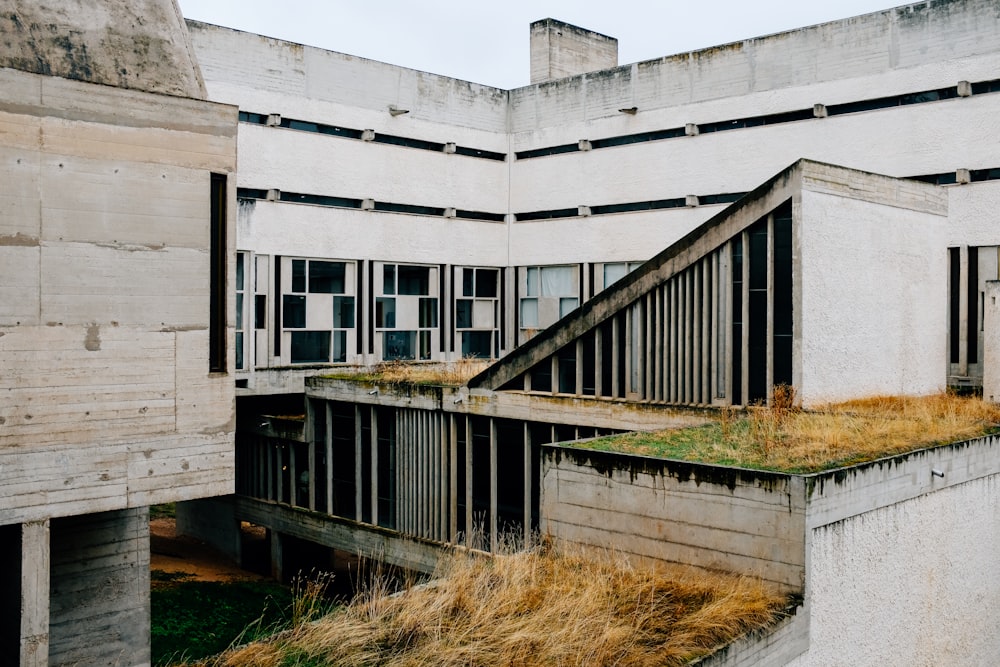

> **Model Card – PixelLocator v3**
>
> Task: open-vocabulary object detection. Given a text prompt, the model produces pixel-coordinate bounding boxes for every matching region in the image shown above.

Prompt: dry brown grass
[584,390,1000,473]
[323,359,491,387]
[181,545,788,667]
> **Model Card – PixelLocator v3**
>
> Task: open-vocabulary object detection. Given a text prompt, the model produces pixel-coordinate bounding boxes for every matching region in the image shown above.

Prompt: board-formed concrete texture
[541,435,1000,666]
[0,1,237,664]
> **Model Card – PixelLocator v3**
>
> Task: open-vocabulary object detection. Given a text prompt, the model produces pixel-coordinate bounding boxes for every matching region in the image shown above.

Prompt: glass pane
[520,298,538,328]
[559,297,579,318]
[475,269,498,298]
[334,296,355,328]
[375,297,395,328]
[282,294,306,328]
[236,253,245,291]
[419,298,438,328]
[462,331,492,358]
[309,261,345,293]
[419,331,432,360]
[398,265,430,295]
[255,295,266,329]
[526,267,539,296]
[291,331,330,363]
[383,264,395,295]
[332,330,347,363]
[292,259,306,293]
[603,262,627,289]
[463,268,475,297]
[235,332,244,369]
[235,293,244,331]
[456,299,472,328]
[383,331,415,360]
[541,265,574,296]
[473,300,495,329]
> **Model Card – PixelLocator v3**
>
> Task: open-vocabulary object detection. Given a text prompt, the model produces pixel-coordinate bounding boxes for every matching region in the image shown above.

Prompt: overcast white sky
[176,0,909,89]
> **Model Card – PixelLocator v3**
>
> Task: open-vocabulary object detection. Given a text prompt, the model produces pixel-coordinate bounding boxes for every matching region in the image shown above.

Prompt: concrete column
[684,270,693,403]
[653,287,662,402]
[354,405,362,522]
[594,326,604,398]
[370,406,379,527]
[575,338,583,396]
[464,416,473,542]
[20,520,49,667]
[984,282,1000,402]
[669,279,677,402]
[701,259,711,404]
[523,423,532,546]
[449,414,458,542]
[611,314,620,398]
[489,418,498,553]
[693,265,703,403]
[269,530,284,582]
[321,403,331,514]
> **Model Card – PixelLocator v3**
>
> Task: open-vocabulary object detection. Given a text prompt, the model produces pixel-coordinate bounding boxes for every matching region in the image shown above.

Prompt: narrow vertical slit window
[209,173,227,372]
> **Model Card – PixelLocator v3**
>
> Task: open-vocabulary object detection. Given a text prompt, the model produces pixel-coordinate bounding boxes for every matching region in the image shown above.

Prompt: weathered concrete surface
[529,18,617,84]
[233,495,455,576]
[985,281,1000,403]
[0,0,206,98]
[0,66,237,524]
[542,434,1000,666]
[540,446,807,592]
[49,508,151,667]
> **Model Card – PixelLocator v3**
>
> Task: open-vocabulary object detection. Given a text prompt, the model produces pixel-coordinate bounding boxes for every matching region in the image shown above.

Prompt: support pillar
[21,520,50,667]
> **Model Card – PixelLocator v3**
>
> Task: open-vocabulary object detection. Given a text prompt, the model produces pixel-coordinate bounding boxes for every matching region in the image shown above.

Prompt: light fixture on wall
[931,468,945,478]
[618,106,638,114]
[388,105,410,116]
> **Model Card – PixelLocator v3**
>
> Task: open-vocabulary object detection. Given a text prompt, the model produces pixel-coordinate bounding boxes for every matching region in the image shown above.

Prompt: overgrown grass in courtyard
[579,390,1000,473]
[322,358,490,387]
[172,545,788,667]
[152,572,294,666]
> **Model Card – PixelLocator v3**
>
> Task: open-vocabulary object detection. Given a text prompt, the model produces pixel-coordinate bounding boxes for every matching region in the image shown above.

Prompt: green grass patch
[152,578,293,666]
[150,503,176,520]
[575,393,1000,474]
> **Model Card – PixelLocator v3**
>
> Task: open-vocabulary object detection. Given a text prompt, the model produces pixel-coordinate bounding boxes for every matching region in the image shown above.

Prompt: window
[376,263,440,361]
[600,261,643,291]
[209,173,227,372]
[235,252,246,370]
[455,267,501,358]
[280,257,357,364]
[519,265,579,334]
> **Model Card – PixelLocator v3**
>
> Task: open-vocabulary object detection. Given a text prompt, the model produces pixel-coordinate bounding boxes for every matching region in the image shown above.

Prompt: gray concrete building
[5,0,1000,664]
[0,1,236,664]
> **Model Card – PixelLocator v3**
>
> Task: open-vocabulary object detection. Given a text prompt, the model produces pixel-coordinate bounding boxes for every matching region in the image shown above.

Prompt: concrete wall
[186,0,1000,388]
[540,446,806,591]
[529,19,617,84]
[0,0,205,98]
[510,0,1000,131]
[795,168,949,404]
[0,67,238,524]
[541,433,1000,666]
[49,508,151,667]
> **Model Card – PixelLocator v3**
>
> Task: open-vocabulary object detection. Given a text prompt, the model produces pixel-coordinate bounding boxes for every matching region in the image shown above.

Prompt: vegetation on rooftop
[578,388,1000,473]
[321,359,491,387]
[171,543,788,667]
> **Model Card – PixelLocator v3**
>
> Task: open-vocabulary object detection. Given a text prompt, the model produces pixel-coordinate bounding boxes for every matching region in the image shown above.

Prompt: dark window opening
[309,261,346,294]
[772,204,793,387]
[514,143,580,160]
[398,265,431,295]
[968,246,979,365]
[747,221,768,403]
[290,331,330,363]
[282,295,306,328]
[731,237,743,406]
[209,173,227,372]
[462,331,492,358]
